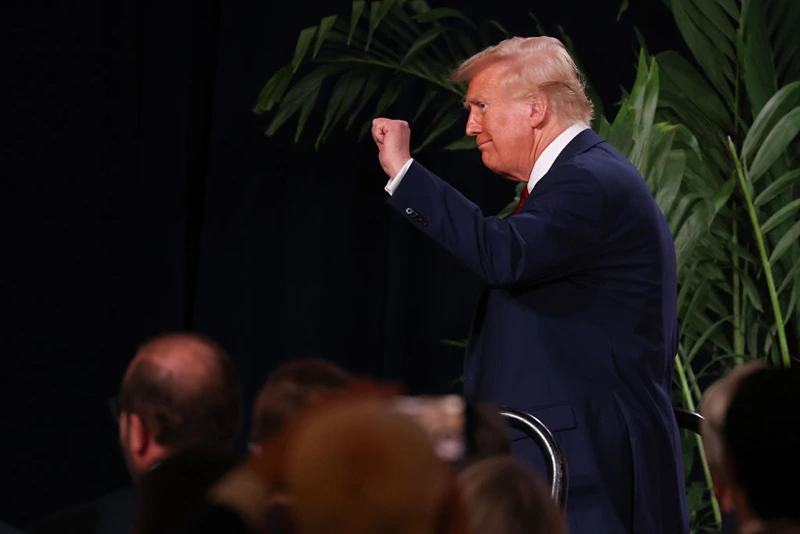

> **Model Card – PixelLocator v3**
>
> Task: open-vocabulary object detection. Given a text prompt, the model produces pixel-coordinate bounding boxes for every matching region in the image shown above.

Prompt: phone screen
[392,395,466,462]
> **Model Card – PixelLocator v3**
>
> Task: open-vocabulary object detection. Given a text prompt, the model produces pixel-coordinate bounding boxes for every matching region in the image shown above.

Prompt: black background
[1,0,684,527]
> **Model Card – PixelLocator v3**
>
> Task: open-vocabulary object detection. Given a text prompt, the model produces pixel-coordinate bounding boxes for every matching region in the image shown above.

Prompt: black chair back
[674,407,704,434]
[498,406,568,508]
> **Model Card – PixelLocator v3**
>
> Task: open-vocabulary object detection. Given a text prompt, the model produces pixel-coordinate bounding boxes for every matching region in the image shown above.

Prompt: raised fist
[371,118,412,178]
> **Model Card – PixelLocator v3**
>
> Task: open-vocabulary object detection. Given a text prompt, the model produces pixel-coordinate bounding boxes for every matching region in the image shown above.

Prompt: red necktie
[512,186,530,215]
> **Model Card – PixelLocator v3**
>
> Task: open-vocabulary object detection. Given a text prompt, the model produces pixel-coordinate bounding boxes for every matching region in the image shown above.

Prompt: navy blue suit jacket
[388,129,688,534]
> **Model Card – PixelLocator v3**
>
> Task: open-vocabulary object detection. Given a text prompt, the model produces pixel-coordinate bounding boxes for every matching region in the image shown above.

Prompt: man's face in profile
[465,63,536,182]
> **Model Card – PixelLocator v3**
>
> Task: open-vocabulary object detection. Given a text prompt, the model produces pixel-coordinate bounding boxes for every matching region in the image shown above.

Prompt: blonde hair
[458,456,567,534]
[699,361,768,484]
[451,36,593,126]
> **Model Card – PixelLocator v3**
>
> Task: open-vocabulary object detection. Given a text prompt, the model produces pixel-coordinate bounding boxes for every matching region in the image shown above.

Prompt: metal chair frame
[498,406,569,508]
[674,407,704,435]
[495,406,702,512]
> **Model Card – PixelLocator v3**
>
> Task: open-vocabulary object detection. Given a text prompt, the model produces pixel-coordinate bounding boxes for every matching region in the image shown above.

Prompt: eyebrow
[463,96,483,109]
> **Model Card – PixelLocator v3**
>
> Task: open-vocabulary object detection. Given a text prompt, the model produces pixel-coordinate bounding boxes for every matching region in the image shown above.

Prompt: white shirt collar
[527,123,589,193]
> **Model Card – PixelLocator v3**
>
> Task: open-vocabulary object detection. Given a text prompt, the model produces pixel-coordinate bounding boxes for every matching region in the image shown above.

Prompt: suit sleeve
[387,160,608,288]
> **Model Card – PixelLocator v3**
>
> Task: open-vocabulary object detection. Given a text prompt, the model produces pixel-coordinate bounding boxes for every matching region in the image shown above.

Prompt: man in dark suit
[372,36,688,533]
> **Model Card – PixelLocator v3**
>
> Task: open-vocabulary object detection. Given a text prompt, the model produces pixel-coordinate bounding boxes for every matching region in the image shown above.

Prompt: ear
[118,411,128,442]
[529,94,549,129]
[717,461,742,512]
[127,412,149,456]
[717,486,735,513]
[710,473,735,512]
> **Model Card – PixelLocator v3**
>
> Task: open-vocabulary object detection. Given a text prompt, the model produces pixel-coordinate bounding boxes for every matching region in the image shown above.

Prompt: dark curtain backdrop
[1,0,682,527]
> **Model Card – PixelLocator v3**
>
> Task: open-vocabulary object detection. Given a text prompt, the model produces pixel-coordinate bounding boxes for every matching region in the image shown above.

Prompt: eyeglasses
[108,396,121,424]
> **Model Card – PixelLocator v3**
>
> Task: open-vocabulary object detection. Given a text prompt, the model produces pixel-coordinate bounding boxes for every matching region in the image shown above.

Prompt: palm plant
[254,0,481,152]
[647,2,800,527]
[653,0,800,375]
[255,1,800,531]
[253,0,604,153]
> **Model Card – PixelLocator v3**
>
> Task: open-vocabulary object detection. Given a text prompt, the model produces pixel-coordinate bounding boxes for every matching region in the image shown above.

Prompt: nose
[466,110,481,136]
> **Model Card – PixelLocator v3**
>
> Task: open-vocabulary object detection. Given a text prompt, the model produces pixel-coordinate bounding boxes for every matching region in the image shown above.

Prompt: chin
[480,153,496,171]
[480,157,506,178]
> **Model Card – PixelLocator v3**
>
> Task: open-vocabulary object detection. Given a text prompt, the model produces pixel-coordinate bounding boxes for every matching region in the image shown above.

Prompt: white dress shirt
[384,122,589,196]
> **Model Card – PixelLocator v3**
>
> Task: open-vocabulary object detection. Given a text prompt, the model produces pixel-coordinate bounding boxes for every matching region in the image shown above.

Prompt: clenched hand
[372,118,412,179]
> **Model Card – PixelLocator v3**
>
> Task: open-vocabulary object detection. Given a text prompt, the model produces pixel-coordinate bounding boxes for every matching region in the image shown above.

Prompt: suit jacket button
[405,207,415,215]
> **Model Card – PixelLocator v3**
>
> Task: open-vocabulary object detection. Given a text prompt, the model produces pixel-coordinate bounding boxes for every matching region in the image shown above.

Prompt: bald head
[125,333,229,395]
[120,332,242,451]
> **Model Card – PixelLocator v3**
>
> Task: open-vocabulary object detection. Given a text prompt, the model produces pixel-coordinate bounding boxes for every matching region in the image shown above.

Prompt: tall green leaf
[316,70,369,148]
[748,107,800,182]
[294,85,321,143]
[266,65,346,136]
[291,27,317,72]
[754,168,800,207]
[739,0,778,115]
[769,0,800,83]
[741,81,800,163]
[412,7,475,26]
[671,0,735,106]
[400,27,446,67]
[348,1,367,45]
[414,106,463,153]
[443,135,477,150]
[367,0,398,50]
[313,16,339,57]
[253,65,294,114]
[769,220,800,266]
[346,69,384,130]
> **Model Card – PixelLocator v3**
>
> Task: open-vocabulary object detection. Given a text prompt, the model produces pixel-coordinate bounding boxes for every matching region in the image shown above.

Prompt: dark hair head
[724,365,800,523]
[119,332,243,451]
[250,359,352,443]
[263,358,353,389]
[458,456,567,534]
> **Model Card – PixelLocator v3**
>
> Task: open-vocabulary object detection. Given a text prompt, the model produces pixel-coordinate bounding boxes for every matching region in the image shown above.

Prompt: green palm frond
[729,84,800,367]
[254,0,611,154]
[655,0,800,371]
[253,0,508,151]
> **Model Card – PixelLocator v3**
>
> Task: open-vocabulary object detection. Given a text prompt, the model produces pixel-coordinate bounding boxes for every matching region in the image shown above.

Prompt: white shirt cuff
[384,158,414,196]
